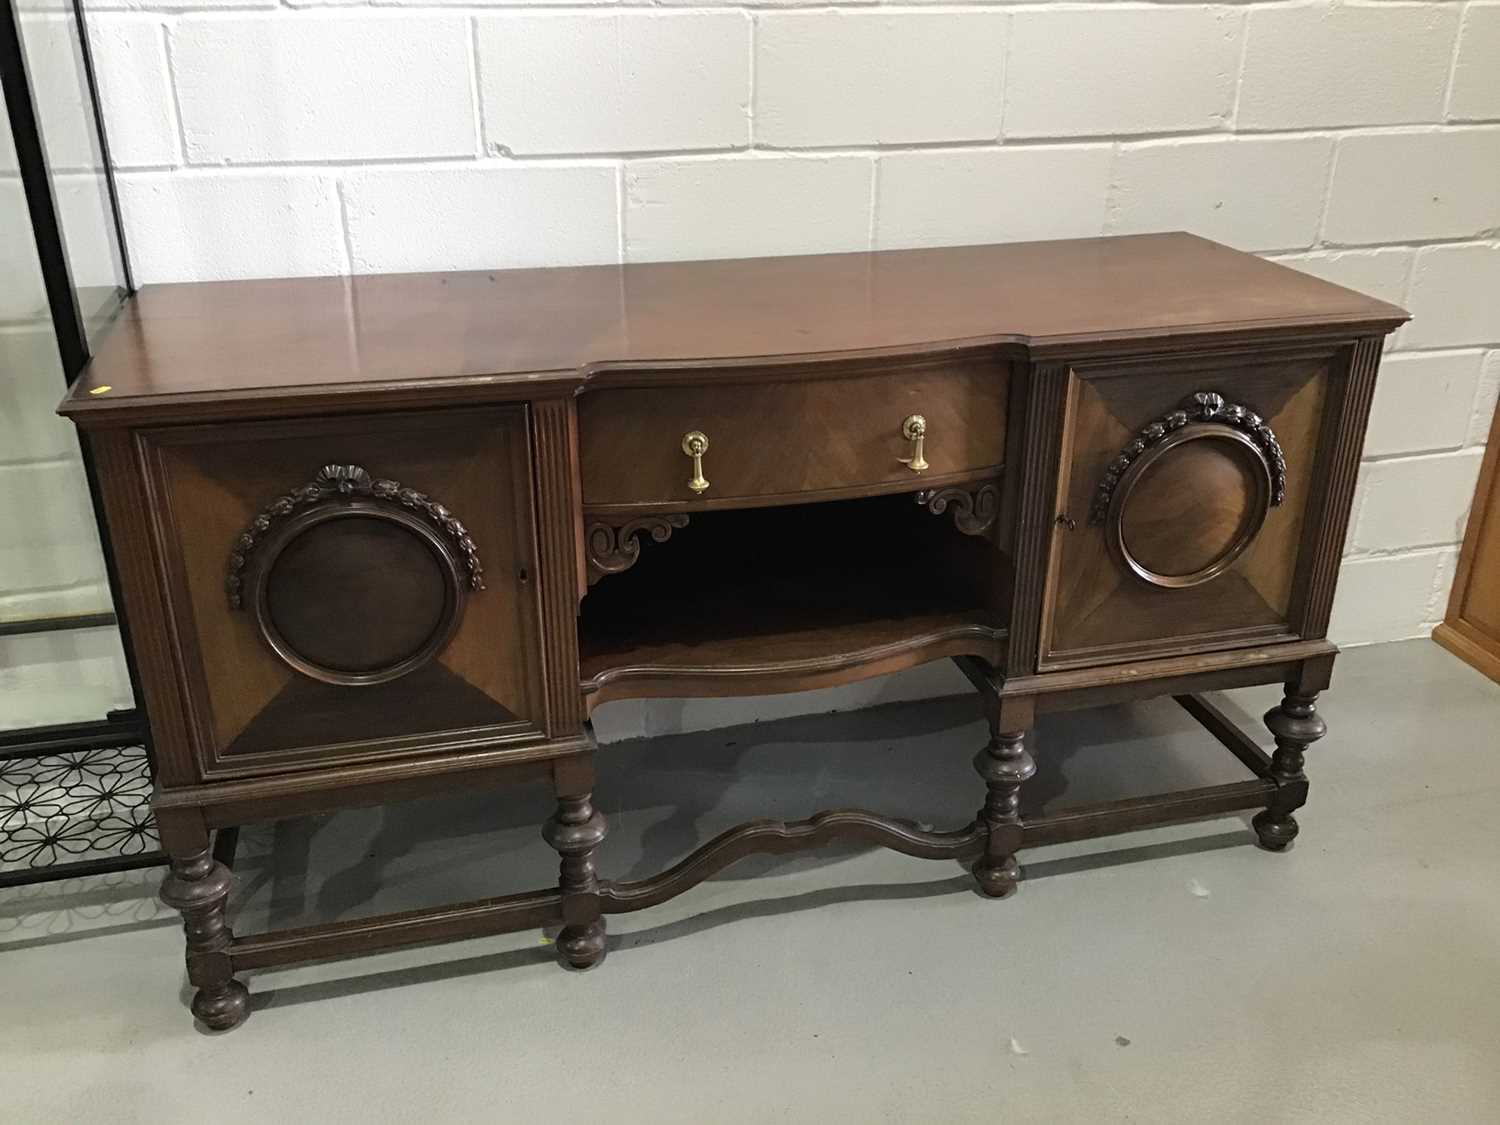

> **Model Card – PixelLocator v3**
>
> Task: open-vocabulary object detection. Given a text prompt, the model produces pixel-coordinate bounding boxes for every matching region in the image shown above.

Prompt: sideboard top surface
[62,233,1406,422]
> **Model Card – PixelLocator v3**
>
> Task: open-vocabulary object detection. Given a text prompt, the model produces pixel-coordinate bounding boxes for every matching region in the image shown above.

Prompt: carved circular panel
[249,505,466,686]
[227,464,485,686]
[1106,424,1272,589]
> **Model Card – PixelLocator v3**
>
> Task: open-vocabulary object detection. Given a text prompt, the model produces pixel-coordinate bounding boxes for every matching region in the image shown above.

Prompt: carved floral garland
[226,464,484,609]
[1088,391,1287,526]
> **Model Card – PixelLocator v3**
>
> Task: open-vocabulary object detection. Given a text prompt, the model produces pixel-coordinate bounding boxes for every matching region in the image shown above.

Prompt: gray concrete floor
[4,639,1499,1123]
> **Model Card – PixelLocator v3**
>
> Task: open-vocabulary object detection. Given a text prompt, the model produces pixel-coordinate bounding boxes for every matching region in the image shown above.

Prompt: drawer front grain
[577,359,1009,509]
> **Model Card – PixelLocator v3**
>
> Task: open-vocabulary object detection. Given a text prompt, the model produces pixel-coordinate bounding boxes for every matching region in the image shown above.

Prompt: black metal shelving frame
[1,0,163,887]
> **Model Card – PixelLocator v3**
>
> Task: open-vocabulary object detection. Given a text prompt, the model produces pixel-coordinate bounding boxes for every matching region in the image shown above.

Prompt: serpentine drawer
[576,357,1010,510]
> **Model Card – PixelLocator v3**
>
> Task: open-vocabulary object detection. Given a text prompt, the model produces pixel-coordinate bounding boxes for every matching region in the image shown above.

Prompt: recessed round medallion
[248,505,465,685]
[1106,424,1272,589]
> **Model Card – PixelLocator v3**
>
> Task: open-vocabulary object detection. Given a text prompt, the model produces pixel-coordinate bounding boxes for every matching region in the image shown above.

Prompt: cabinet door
[140,408,547,778]
[1039,347,1340,670]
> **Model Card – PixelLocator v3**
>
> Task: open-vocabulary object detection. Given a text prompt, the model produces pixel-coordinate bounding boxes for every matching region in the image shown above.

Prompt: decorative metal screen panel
[0,745,156,881]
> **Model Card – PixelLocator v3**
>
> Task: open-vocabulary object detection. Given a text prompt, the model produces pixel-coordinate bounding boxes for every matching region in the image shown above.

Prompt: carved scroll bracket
[226,464,485,609]
[586,514,690,585]
[1089,391,1287,526]
[916,482,1000,536]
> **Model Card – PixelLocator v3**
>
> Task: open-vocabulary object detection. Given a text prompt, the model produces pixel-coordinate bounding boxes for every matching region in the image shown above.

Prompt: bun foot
[192,979,250,1031]
[557,920,607,969]
[1253,810,1299,852]
[972,854,1020,898]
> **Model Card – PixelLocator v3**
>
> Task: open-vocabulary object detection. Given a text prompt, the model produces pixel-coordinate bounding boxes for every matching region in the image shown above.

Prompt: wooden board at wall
[1433,400,1500,684]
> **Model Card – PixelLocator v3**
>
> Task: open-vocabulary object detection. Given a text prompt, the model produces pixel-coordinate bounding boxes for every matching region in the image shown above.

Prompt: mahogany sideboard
[59,233,1407,1030]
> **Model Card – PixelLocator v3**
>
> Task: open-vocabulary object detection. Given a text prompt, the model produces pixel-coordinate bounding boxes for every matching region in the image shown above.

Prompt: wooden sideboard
[60,234,1406,1030]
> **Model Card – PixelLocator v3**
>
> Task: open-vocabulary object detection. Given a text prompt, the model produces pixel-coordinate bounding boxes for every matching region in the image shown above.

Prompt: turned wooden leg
[972,726,1036,897]
[1252,689,1326,852]
[543,756,607,969]
[159,842,248,1030]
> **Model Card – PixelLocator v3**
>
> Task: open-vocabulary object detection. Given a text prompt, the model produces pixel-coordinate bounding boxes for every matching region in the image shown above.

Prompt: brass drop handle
[899,414,929,472]
[682,430,710,494]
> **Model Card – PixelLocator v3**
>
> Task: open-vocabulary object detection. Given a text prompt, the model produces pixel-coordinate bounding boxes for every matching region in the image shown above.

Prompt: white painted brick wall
[87,16,177,168]
[875,145,1113,249]
[1005,8,1242,138]
[477,12,750,155]
[755,11,1007,147]
[20,14,116,171]
[344,164,619,272]
[625,154,873,261]
[1405,244,1500,349]
[1323,128,1500,246]
[118,170,346,280]
[1107,136,1334,252]
[1238,3,1461,130]
[1353,450,1485,552]
[10,0,1497,736]
[0,458,113,600]
[55,173,131,290]
[172,14,476,163]
[0,100,13,175]
[1,146,128,725]
[0,628,134,730]
[0,184,41,320]
[1473,352,1500,445]
[3,127,112,641]
[1365,351,1487,458]
[1327,549,1454,648]
[1449,4,1500,121]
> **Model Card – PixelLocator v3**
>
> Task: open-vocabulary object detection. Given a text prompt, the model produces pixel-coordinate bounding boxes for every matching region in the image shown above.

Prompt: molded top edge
[61,234,1407,420]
